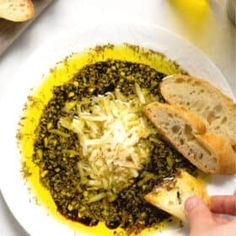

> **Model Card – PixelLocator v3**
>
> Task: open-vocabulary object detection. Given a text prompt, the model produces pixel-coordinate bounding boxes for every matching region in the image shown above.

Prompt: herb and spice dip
[17,44,196,235]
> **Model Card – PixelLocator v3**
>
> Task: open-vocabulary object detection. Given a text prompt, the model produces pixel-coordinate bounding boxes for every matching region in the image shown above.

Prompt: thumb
[185,196,214,231]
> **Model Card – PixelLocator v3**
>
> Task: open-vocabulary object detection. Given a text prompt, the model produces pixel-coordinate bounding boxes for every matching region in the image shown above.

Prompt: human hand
[185,195,236,236]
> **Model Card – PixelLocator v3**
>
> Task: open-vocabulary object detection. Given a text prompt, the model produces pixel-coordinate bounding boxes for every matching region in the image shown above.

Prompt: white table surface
[0,0,235,235]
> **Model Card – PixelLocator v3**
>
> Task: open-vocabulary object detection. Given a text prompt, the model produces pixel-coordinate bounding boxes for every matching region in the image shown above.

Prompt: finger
[213,214,230,224]
[210,196,236,215]
[185,196,214,231]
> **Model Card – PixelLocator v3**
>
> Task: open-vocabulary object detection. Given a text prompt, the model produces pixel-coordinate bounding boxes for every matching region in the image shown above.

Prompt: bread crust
[160,74,236,147]
[144,169,209,220]
[144,102,211,172]
[144,102,206,134]
[144,102,236,174]
[0,0,35,22]
[197,133,236,174]
[161,74,236,106]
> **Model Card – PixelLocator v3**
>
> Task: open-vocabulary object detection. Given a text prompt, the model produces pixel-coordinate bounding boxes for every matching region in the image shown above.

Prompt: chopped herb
[31,60,195,233]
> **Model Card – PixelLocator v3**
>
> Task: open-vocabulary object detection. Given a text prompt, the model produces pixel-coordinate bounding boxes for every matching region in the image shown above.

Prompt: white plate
[0,24,235,236]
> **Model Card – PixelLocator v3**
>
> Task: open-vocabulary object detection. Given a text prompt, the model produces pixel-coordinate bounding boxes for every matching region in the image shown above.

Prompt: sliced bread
[0,0,34,22]
[160,75,236,147]
[144,169,210,220]
[196,133,236,175]
[144,102,236,174]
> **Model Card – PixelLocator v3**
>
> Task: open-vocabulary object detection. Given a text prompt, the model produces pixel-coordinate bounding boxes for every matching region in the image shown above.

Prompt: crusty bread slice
[196,133,236,174]
[160,75,236,147]
[144,169,210,220]
[0,0,34,22]
[144,102,236,174]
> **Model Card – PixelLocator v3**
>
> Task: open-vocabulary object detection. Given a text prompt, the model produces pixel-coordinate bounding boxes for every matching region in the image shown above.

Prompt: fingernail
[185,196,199,212]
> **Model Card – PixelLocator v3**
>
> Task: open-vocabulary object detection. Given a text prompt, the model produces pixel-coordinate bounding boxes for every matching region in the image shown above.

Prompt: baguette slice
[196,133,236,174]
[144,169,210,220]
[160,75,236,146]
[0,0,34,22]
[144,102,236,174]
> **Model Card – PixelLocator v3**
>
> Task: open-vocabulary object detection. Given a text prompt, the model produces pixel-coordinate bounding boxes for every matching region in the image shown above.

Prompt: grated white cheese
[59,86,156,199]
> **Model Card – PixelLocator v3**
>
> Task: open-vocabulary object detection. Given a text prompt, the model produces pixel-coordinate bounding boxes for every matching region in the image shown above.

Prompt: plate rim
[0,23,235,236]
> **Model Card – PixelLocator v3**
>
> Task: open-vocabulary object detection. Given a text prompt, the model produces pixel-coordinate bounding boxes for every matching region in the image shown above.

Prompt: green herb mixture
[33,60,195,233]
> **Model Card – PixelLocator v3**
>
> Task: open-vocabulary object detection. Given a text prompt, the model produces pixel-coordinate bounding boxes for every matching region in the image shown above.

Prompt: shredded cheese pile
[60,85,156,201]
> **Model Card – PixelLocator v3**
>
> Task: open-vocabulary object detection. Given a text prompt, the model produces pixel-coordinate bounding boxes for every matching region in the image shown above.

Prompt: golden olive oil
[18,44,188,235]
